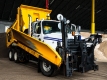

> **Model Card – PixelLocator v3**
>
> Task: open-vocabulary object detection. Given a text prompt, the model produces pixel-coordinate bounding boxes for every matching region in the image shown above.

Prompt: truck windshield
[42,21,60,34]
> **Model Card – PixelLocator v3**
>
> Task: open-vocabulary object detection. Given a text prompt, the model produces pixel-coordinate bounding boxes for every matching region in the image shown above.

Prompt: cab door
[32,22,42,41]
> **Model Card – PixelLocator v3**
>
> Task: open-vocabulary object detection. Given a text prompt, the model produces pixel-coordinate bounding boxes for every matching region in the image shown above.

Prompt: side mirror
[66,20,70,24]
[71,24,76,31]
[57,14,64,21]
[58,23,61,30]
[77,25,81,32]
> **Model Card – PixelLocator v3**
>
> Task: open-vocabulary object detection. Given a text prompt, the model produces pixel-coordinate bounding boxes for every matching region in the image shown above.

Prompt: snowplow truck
[6,5,102,77]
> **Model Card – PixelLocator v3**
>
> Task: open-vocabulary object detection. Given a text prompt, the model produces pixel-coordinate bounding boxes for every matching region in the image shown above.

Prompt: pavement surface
[0,58,107,80]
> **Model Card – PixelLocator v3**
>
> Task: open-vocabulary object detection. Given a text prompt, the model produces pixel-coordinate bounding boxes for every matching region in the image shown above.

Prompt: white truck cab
[31,20,84,49]
[32,20,62,49]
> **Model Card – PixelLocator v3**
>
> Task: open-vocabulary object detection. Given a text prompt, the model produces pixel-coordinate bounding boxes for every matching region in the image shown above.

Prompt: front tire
[40,61,54,76]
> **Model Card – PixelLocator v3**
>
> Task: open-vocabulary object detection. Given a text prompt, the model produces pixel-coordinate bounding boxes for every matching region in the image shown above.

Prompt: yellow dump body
[16,4,51,32]
[6,5,62,67]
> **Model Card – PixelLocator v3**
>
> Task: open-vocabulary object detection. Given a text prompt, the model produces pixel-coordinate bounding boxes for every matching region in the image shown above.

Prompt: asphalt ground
[0,58,107,80]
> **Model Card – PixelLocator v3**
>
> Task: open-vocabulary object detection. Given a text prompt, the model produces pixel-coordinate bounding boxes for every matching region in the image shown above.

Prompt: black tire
[8,48,14,61]
[13,49,20,63]
[24,53,29,63]
[18,50,25,63]
[18,50,29,63]
[21,52,29,63]
[40,61,54,77]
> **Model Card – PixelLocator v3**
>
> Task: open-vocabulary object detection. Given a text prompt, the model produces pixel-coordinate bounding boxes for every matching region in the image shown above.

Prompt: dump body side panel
[6,27,62,67]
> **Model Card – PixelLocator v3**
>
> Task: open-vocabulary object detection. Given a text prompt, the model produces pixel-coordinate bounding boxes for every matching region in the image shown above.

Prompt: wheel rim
[14,52,17,61]
[9,51,12,59]
[42,62,51,72]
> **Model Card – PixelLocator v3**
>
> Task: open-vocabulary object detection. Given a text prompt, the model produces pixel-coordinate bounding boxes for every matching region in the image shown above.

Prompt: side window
[34,22,41,34]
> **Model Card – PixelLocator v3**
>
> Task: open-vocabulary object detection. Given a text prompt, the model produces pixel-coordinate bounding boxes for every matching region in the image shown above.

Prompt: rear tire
[14,49,20,63]
[40,61,54,76]
[8,49,14,61]
[19,50,29,63]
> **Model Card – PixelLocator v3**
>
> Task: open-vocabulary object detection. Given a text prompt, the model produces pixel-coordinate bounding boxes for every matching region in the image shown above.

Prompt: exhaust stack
[46,0,49,9]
